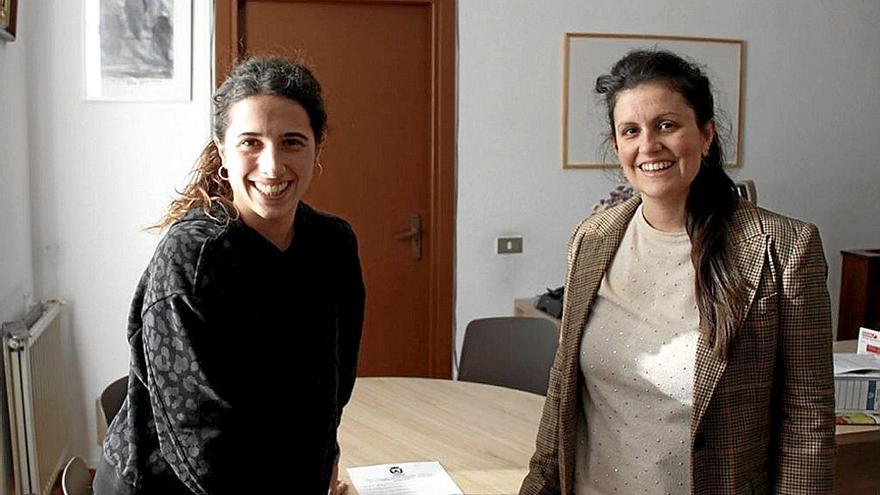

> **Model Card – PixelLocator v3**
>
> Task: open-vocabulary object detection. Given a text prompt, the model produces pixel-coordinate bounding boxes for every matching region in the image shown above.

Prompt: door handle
[393,214,422,261]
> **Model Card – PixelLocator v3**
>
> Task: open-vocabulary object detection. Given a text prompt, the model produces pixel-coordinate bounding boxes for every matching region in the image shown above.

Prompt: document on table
[347,461,463,495]
[834,353,880,376]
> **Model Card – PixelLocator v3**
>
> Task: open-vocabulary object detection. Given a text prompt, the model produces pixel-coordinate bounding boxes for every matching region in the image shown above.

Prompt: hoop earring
[315,162,324,177]
[218,165,229,181]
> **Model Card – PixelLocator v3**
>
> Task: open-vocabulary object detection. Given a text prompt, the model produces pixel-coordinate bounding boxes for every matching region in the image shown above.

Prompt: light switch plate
[497,236,523,254]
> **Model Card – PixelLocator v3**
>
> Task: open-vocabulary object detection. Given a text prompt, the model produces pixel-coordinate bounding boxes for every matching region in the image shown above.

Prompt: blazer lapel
[558,197,640,493]
[561,197,641,370]
[690,202,768,437]
[559,234,612,363]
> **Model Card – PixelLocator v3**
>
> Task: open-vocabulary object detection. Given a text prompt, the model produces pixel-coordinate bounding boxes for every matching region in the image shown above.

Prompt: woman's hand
[329,460,348,495]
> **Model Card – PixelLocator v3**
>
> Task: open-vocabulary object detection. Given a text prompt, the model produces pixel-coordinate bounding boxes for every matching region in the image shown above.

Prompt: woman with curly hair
[96,56,365,495]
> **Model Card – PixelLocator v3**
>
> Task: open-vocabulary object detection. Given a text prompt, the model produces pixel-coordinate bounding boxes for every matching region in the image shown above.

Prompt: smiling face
[216,94,318,243]
[612,82,714,218]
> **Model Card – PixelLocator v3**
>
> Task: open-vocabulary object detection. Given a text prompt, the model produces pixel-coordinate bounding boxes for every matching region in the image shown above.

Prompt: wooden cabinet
[838,249,880,340]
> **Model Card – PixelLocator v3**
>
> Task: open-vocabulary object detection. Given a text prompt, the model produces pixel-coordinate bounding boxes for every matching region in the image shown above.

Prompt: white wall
[0,5,35,489]
[456,0,880,355]
[26,0,213,465]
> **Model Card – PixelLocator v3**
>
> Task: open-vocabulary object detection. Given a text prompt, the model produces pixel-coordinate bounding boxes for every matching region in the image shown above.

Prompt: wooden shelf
[838,249,880,341]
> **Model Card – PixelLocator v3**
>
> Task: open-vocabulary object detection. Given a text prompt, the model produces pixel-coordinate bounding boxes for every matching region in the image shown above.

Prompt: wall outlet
[497,236,523,254]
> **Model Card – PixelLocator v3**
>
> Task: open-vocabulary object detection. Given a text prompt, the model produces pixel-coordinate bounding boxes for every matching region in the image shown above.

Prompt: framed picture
[0,0,17,41]
[83,0,192,101]
[734,179,757,204]
[563,33,744,169]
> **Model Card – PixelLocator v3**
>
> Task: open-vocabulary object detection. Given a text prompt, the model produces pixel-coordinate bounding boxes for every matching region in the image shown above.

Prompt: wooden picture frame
[0,0,18,41]
[563,33,744,169]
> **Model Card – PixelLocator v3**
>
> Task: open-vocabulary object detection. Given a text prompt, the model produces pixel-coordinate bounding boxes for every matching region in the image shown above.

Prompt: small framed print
[83,0,192,101]
[1,0,18,41]
[734,180,757,204]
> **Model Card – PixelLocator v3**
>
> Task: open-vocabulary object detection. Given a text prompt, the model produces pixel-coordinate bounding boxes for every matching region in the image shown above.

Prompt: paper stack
[834,327,880,417]
[347,461,464,495]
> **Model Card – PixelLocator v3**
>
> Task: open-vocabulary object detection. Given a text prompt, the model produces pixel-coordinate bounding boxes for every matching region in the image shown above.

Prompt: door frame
[214,0,456,378]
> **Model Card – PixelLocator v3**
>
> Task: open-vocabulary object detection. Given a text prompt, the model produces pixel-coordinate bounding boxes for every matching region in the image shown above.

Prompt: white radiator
[2,301,69,495]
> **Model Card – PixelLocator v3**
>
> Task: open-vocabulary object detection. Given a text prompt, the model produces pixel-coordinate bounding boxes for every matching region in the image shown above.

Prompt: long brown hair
[150,55,327,230]
[595,49,744,358]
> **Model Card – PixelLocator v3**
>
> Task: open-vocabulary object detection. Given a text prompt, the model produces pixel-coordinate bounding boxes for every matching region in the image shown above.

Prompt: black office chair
[97,376,127,445]
[458,317,559,395]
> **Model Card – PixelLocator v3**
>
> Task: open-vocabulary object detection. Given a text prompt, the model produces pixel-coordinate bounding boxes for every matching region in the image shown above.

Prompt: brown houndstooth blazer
[519,196,835,495]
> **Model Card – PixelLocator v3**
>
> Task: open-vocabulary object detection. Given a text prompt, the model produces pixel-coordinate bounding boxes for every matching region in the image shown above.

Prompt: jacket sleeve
[519,362,564,495]
[520,222,590,495]
[774,222,836,494]
[336,227,365,421]
[141,294,234,495]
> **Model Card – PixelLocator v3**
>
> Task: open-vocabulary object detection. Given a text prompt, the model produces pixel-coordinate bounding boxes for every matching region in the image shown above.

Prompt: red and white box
[858,327,880,356]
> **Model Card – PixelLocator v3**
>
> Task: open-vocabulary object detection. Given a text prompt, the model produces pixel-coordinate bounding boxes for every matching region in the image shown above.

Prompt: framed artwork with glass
[1,0,18,41]
[563,33,744,169]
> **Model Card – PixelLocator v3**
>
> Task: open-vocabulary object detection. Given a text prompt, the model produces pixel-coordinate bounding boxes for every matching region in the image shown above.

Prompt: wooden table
[338,377,544,494]
[343,339,880,495]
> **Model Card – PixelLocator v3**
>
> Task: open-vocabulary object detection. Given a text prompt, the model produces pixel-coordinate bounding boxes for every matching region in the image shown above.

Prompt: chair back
[100,376,128,425]
[97,376,127,446]
[459,317,558,395]
[61,456,92,495]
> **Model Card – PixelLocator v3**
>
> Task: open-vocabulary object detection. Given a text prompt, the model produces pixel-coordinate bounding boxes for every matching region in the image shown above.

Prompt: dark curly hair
[152,55,327,230]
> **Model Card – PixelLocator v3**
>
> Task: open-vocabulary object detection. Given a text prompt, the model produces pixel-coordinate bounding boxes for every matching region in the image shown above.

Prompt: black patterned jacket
[96,202,365,494]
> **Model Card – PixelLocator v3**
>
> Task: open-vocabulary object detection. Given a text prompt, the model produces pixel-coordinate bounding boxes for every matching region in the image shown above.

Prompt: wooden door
[215,0,455,377]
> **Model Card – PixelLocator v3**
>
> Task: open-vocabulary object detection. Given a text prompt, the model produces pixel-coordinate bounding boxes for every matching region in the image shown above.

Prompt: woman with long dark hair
[520,49,834,494]
[95,56,365,494]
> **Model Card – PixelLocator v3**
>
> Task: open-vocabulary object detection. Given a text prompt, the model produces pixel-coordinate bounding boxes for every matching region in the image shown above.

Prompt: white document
[833,353,880,377]
[858,327,880,356]
[347,461,463,495]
